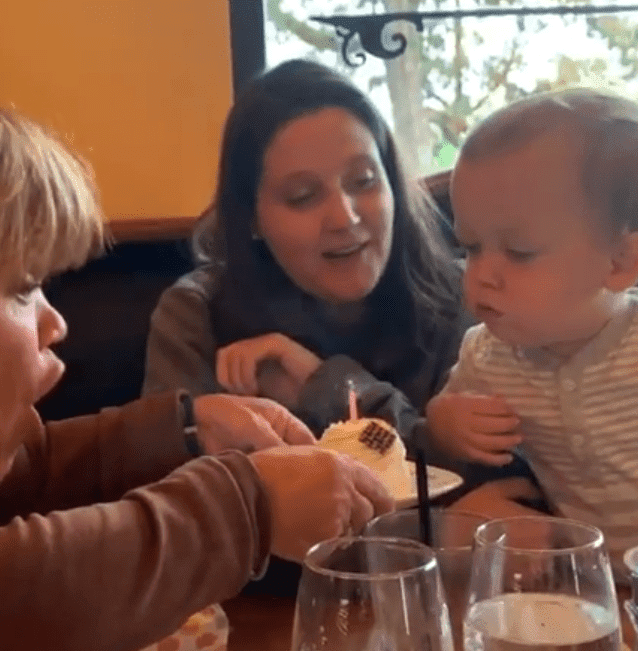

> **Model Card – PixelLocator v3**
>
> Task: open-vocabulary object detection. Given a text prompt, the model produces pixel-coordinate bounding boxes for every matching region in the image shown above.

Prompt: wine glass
[364,507,489,651]
[291,536,454,651]
[464,516,621,651]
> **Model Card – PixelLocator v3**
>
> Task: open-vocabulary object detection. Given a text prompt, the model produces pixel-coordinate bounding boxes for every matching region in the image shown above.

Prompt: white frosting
[318,418,413,497]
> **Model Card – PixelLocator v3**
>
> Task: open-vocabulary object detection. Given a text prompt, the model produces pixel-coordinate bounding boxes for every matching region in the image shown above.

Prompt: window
[231,1,638,176]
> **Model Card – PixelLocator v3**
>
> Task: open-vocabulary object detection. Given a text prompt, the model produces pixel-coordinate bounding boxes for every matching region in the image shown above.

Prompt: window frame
[229,0,266,96]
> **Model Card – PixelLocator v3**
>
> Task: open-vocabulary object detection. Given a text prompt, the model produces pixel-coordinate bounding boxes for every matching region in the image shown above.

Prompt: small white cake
[318,418,413,498]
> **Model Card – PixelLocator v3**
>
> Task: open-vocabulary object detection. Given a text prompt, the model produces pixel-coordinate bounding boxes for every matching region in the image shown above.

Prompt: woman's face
[0,284,67,479]
[256,107,394,305]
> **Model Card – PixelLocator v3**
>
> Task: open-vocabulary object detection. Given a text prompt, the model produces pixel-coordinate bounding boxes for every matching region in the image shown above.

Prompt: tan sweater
[0,392,271,651]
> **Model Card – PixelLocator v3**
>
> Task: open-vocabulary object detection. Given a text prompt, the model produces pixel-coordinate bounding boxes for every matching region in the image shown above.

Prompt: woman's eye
[14,282,40,305]
[506,249,537,263]
[348,169,378,192]
[285,188,318,208]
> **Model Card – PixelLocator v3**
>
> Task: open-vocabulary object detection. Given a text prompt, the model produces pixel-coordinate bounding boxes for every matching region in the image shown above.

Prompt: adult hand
[426,392,521,465]
[193,394,315,454]
[216,333,322,408]
[250,446,395,562]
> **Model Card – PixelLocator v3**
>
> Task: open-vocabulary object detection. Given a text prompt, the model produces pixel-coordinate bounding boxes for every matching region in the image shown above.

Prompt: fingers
[278,410,316,445]
[193,394,284,453]
[216,345,259,395]
[458,432,518,466]
[256,400,316,445]
[464,394,518,418]
[349,458,395,516]
[347,492,375,534]
[215,347,232,392]
[219,348,259,395]
[467,430,522,452]
[470,414,520,434]
[231,396,316,445]
[466,449,514,466]
[216,334,322,400]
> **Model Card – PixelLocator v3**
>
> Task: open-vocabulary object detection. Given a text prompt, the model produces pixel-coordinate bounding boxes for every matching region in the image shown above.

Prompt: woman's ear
[251,221,262,241]
[605,231,638,291]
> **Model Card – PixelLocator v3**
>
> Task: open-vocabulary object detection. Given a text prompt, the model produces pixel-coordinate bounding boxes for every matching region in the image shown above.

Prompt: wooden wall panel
[0,1,232,224]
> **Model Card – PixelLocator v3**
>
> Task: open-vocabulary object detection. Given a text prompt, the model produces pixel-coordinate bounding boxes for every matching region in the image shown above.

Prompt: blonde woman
[0,109,391,651]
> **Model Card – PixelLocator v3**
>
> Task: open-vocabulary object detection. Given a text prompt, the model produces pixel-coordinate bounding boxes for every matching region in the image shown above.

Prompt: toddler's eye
[506,249,537,263]
[461,243,481,257]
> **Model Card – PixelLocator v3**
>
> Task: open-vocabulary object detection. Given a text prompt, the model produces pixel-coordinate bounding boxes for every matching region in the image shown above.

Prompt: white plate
[395,463,463,509]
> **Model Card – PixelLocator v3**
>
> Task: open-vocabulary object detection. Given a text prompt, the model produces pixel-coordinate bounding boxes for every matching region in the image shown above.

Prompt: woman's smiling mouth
[322,242,368,259]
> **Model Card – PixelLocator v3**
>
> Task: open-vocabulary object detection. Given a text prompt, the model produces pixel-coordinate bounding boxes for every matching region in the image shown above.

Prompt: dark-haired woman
[143,59,467,454]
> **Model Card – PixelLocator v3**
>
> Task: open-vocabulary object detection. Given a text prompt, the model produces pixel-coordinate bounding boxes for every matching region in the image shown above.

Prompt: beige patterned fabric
[139,604,229,651]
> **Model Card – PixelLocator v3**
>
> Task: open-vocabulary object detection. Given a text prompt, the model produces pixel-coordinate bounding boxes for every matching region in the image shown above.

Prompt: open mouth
[322,242,368,259]
[475,303,504,320]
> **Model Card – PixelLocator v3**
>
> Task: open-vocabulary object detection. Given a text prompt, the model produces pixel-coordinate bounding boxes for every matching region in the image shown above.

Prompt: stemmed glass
[464,516,621,651]
[290,536,454,651]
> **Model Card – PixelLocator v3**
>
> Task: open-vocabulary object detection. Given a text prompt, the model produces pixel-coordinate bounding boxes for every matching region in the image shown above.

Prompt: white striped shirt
[444,290,638,563]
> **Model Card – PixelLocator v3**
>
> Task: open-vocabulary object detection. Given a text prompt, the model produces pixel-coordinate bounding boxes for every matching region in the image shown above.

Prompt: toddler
[428,89,638,564]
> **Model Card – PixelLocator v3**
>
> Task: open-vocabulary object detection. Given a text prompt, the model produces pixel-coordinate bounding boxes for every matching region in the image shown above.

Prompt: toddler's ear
[606,231,638,291]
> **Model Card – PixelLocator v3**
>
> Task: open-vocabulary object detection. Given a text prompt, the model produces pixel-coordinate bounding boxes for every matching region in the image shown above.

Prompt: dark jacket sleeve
[296,354,423,444]
[0,395,271,651]
[143,270,222,397]
[296,311,471,455]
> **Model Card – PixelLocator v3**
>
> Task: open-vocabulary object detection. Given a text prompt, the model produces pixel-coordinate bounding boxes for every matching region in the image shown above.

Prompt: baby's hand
[426,392,522,465]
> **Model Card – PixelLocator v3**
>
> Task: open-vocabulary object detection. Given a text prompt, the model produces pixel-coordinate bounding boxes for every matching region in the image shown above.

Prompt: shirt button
[562,378,577,391]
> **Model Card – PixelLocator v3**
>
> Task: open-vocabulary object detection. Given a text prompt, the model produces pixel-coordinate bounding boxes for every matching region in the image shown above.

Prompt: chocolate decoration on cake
[358,421,396,455]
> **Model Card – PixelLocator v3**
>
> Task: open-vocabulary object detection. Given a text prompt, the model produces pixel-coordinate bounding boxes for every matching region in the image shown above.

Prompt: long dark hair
[195,59,460,342]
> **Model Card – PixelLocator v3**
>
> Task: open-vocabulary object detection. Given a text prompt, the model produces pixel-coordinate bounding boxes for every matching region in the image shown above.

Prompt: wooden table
[224,587,635,651]
[224,594,296,651]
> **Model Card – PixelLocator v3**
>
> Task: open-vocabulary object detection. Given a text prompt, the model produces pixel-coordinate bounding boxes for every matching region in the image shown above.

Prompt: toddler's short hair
[0,110,104,292]
[459,89,638,240]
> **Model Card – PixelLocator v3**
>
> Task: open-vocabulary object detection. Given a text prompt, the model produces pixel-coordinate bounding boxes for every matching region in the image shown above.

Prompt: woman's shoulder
[151,264,224,327]
[162,263,224,303]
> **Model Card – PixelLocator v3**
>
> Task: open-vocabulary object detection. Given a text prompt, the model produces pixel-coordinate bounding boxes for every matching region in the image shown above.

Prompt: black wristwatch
[178,392,201,457]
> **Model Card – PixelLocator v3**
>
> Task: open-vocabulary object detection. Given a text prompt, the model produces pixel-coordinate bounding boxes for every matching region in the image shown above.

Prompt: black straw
[415,446,431,546]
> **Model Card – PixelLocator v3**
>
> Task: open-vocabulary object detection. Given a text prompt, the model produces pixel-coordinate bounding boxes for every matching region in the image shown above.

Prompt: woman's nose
[324,190,361,231]
[38,298,68,349]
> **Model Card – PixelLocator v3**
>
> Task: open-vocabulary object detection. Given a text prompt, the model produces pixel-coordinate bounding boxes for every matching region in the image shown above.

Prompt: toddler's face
[451,131,618,356]
[0,284,67,479]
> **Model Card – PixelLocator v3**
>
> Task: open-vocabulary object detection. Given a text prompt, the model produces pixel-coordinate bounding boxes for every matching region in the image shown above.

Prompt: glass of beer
[464,516,621,651]
[290,536,453,651]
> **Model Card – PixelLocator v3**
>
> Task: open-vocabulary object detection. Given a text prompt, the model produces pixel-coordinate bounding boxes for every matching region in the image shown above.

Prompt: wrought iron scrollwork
[311,4,638,67]
[312,14,424,66]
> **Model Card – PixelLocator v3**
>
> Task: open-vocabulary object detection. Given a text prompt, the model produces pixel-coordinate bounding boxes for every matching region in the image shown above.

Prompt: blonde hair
[0,109,105,292]
[459,89,638,240]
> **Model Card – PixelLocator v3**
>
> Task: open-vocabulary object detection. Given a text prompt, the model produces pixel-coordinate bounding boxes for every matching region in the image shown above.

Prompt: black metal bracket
[311,4,638,67]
